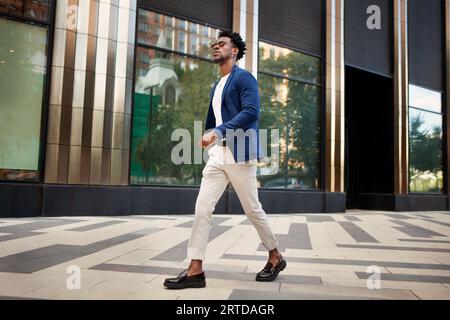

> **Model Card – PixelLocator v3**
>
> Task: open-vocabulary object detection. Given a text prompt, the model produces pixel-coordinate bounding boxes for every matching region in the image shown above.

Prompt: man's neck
[219,59,235,77]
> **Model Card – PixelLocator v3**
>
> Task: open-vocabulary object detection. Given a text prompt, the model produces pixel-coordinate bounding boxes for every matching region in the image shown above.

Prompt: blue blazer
[205,64,261,163]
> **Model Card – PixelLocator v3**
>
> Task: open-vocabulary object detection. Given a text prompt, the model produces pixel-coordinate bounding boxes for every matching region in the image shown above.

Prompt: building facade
[0,0,449,217]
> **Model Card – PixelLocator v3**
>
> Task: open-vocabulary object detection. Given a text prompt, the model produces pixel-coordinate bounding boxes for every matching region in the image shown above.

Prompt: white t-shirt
[212,73,230,127]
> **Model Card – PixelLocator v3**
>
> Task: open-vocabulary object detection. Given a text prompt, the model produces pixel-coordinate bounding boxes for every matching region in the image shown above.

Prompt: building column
[393,0,409,194]
[446,0,450,197]
[232,0,259,76]
[45,0,137,185]
[325,0,345,192]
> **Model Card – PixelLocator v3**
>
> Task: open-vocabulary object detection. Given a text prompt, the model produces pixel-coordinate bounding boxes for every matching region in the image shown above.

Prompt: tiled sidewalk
[0,211,450,300]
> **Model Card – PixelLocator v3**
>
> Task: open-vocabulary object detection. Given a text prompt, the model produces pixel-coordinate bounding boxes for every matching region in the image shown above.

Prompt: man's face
[210,36,239,64]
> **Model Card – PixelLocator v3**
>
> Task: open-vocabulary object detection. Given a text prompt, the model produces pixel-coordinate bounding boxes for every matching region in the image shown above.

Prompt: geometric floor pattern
[1,210,450,300]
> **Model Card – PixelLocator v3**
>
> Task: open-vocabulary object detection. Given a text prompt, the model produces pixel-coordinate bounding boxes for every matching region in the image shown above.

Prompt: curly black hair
[218,30,247,61]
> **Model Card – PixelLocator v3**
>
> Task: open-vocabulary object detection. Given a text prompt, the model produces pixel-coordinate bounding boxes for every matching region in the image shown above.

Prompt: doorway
[345,66,394,209]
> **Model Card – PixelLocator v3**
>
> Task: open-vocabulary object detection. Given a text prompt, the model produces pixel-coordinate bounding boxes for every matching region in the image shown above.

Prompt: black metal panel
[259,0,322,56]
[131,187,227,215]
[408,0,444,91]
[228,190,326,213]
[139,0,232,30]
[0,184,42,217]
[345,0,392,77]
[42,185,131,216]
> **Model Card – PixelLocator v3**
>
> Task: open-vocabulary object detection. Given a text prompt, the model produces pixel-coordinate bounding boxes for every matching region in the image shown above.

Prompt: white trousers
[187,144,278,260]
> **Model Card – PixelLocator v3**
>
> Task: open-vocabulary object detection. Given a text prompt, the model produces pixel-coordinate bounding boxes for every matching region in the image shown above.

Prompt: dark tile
[355,272,450,284]
[66,220,126,232]
[337,244,450,253]
[398,239,450,244]
[345,216,361,222]
[338,222,379,243]
[306,215,335,223]
[385,214,414,220]
[220,254,450,271]
[390,220,445,238]
[90,263,322,285]
[228,289,370,300]
[257,234,288,252]
[286,223,312,250]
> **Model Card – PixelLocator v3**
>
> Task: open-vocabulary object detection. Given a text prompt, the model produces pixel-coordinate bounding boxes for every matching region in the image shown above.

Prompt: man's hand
[197,131,218,148]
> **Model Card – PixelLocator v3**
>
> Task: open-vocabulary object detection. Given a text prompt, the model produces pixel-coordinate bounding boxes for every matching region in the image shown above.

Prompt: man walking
[164,31,286,289]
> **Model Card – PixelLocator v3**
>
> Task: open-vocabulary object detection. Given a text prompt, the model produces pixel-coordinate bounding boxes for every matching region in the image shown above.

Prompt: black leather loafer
[255,256,287,282]
[164,269,206,289]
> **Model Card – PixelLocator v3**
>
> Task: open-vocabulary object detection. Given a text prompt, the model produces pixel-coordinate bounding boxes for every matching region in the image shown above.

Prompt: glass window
[138,9,216,59]
[258,42,322,190]
[131,10,222,186]
[259,41,321,85]
[409,84,442,113]
[0,18,49,181]
[0,0,50,23]
[409,84,443,193]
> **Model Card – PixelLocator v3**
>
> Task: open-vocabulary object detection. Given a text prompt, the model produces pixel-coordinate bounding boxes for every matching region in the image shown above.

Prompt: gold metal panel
[50,66,64,106]
[123,113,131,150]
[326,0,345,192]
[47,105,61,144]
[81,108,93,147]
[393,0,409,194]
[112,112,124,149]
[109,4,119,41]
[95,38,108,75]
[84,71,96,109]
[61,67,75,107]
[68,145,81,184]
[80,146,91,184]
[125,79,133,114]
[70,107,83,146]
[64,29,76,69]
[101,148,112,184]
[73,70,86,108]
[233,0,241,32]
[105,75,116,113]
[59,105,72,146]
[89,147,102,184]
[57,144,70,183]
[107,40,117,77]
[77,0,90,35]
[52,28,67,67]
[97,1,111,40]
[128,8,136,46]
[91,110,105,147]
[103,111,113,148]
[245,10,254,73]
[88,0,99,37]
[44,144,59,183]
[126,44,135,79]
[121,149,130,185]
[115,42,127,78]
[54,0,68,30]
[117,7,129,44]
[74,33,88,71]
[110,148,122,185]
[446,0,450,196]
[93,73,107,110]
[86,35,97,73]
[113,77,126,113]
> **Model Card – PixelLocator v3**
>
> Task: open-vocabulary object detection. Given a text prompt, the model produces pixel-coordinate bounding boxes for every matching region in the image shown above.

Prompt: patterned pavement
[0,210,450,300]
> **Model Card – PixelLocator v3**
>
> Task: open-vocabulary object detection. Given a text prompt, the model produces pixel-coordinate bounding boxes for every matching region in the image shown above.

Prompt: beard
[212,54,225,63]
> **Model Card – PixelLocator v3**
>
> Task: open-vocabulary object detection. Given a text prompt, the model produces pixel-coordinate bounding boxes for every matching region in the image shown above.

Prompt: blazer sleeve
[214,72,259,137]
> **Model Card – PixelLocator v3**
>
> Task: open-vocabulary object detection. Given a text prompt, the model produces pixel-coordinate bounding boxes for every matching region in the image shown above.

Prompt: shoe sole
[255,259,287,282]
[164,281,206,289]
